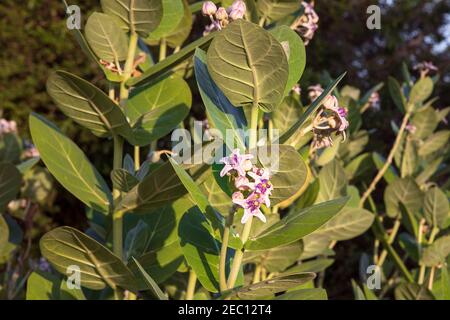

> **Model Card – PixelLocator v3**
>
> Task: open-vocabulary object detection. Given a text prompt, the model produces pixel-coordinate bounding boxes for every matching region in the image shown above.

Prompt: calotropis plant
[14,0,447,301]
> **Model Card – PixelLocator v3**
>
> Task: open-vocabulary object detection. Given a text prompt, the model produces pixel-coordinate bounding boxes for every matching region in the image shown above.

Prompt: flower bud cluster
[0,119,17,135]
[202,1,246,35]
[291,1,319,45]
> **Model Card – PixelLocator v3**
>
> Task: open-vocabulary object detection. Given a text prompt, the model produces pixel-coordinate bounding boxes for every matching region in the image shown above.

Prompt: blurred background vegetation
[0,0,449,298]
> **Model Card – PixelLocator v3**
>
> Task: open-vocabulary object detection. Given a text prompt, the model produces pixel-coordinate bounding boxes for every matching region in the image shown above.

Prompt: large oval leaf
[245,197,349,251]
[164,0,193,48]
[46,71,131,138]
[275,288,327,300]
[40,226,137,291]
[421,235,450,267]
[101,0,163,37]
[424,187,449,229]
[316,159,347,202]
[272,96,303,136]
[207,19,288,112]
[117,161,187,213]
[269,26,306,96]
[126,75,191,143]
[418,131,450,157]
[384,177,423,218]
[85,12,128,63]
[145,0,184,41]
[0,162,21,211]
[224,272,315,299]
[256,0,301,22]
[259,144,308,206]
[29,113,112,213]
[311,207,374,241]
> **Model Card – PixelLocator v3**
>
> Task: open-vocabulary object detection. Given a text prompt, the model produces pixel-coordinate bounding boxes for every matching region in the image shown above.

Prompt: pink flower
[219,149,253,177]
[234,175,251,191]
[248,169,273,207]
[202,1,217,16]
[232,192,267,223]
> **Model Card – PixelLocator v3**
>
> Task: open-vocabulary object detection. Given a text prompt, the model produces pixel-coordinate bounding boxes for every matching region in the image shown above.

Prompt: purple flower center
[246,198,260,212]
[255,179,270,194]
[338,107,347,118]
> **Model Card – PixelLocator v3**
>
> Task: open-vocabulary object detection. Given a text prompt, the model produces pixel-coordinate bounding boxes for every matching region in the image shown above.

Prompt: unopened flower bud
[230,0,246,12]
[242,159,253,171]
[235,176,250,190]
[202,1,217,16]
[229,8,245,20]
[215,7,228,20]
[232,191,244,201]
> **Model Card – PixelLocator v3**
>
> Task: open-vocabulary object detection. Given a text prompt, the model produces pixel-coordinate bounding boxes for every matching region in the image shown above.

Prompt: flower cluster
[311,95,349,149]
[413,61,438,77]
[202,0,246,35]
[220,149,273,224]
[291,1,319,45]
[0,119,17,135]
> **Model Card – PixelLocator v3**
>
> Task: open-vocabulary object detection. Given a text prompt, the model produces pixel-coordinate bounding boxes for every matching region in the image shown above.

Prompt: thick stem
[159,38,167,61]
[219,211,234,291]
[185,270,197,300]
[359,111,411,207]
[227,215,253,289]
[428,267,436,290]
[120,32,139,102]
[134,146,140,171]
[252,264,262,284]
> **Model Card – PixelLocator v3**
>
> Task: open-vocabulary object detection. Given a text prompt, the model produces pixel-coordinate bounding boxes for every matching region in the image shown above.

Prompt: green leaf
[279,73,346,144]
[418,131,450,156]
[245,197,349,251]
[85,12,128,63]
[269,26,306,96]
[312,207,374,241]
[384,177,423,218]
[194,49,247,152]
[0,214,9,250]
[117,160,187,213]
[294,178,319,210]
[388,76,406,113]
[224,273,315,299]
[62,1,122,82]
[207,19,288,112]
[395,283,435,300]
[128,196,192,283]
[401,138,418,177]
[146,0,184,41]
[200,173,233,216]
[256,0,301,22]
[26,271,60,300]
[421,235,450,267]
[29,114,112,213]
[344,152,373,181]
[0,162,21,211]
[246,241,303,273]
[178,208,221,292]
[40,226,138,291]
[164,0,193,48]
[409,77,433,106]
[372,152,398,184]
[440,264,450,300]
[282,258,334,275]
[351,280,366,300]
[59,280,86,300]
[411,107,439,139]
[128,32,215,87]
[130,257,168,300]
[127,75,191,144]
[271,95,303,137]
[275,288,327,300]
[46,71,131,138]
[101,0,163,37]
[424,187,449,229]
[259,144,308,206]
[0,133,21,164]
[16,157,40,174]
[111,168,140,192]
[316,160,347,202]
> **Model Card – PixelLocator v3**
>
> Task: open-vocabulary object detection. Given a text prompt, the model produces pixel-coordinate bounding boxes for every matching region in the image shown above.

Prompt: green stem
[258,16,266,27]
[159,38,167,61]
[372,216,414,282]
[227,215,253,288]
[377,218,401,267]
[219,211,234,291]
[134,146,140,171]
[359,111,411,207]
[120,32,139,102]
[185,269,197,300]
